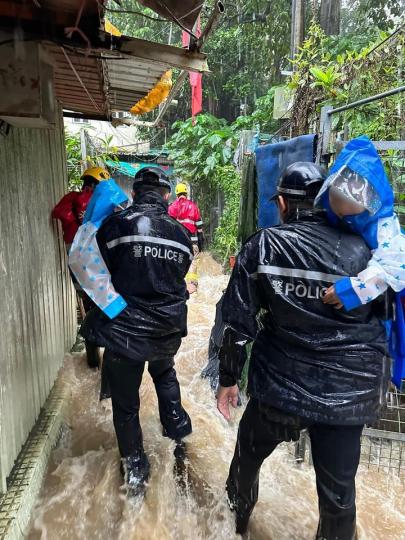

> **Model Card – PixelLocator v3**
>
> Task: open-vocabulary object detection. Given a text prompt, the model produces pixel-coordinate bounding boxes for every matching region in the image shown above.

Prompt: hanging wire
[61,47,103,112]
[153,0,197,39]
[364,23,405,59]
[102,1,204,23]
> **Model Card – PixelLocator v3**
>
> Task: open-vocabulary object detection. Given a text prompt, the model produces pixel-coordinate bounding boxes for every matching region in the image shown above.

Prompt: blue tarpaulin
[255,135,317,228]
[391,290,405,387]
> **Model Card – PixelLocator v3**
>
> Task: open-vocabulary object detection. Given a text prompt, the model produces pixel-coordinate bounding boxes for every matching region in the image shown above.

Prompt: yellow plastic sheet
[130,70,173,115]
[105,19,122,37]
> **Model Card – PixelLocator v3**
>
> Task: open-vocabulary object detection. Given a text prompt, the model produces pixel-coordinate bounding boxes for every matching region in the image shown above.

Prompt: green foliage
[64,129,119,191]
[341,0,404,34]
[210,166,241,262]
[89,134,119,167]
[65,131,82,190]
[166,85,283,263]
[200,0,291,120]
[289,21,405,139]
[166,114,240,263]
[167,114,236,180]
[232,87,280,133]
[309,66,342,93]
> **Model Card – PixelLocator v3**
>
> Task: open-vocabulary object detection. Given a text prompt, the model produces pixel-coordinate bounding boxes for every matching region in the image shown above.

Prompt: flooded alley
[2,3,405,540]
[27,255,405,540]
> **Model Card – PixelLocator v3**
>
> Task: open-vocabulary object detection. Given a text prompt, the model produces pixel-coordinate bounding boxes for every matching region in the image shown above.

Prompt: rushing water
[28,254,404,540]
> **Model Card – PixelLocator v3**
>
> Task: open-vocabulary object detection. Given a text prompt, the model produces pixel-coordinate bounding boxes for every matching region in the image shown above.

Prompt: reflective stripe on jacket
[219,210,389,425]
[81,191,193,360]
[168,196,203,239]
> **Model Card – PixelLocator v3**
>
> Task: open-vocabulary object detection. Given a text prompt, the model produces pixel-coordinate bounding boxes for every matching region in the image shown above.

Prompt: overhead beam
[115,35,209,74]
[0,13,208,73]
[63,111,108,121]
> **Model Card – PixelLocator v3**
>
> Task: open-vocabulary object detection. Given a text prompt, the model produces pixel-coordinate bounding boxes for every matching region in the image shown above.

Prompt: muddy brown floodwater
[28,254,405,540]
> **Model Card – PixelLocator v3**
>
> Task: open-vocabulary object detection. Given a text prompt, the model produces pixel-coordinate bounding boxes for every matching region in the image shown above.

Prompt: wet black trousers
[227,399,362,540]
[103,349,192,458]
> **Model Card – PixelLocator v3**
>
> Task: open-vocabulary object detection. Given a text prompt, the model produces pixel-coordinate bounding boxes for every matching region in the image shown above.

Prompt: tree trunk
[291,0,305,61]
[320,0,341,36]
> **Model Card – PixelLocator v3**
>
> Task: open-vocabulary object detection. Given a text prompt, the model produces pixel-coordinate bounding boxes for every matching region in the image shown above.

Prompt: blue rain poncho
[316,135,405,386]
[69,179,129,319]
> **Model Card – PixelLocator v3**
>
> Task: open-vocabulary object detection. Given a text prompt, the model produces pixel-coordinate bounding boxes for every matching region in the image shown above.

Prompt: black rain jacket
[219,209,389,425]
[81,191,193,360]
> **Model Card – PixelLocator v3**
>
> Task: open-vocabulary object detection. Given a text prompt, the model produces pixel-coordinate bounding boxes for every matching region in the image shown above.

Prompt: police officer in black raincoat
[82,167,192,496]
[216,162,388,539]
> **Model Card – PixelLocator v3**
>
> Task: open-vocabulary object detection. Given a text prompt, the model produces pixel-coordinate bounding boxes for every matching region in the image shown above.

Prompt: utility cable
[103,1,204,22]
[364,23,405,59]
[61,47,103,112]
[154,0,197,39]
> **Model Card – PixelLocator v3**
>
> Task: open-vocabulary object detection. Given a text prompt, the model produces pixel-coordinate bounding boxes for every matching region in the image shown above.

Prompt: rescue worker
[169,182,203,293]
[52,166,110,368]
[216,162,388,539]
[52,166,110,250]
[81,167,192,497]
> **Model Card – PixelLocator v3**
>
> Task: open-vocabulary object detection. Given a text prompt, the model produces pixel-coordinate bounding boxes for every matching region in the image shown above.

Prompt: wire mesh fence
[362,384,405,477]
[292,384,405,478]
[381,148,405,228]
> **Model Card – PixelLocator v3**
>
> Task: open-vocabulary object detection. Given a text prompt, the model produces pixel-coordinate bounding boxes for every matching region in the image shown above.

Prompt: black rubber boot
[315,519,358,540]
[173,440,189,492]
[85,340,101,369]
[226,474,253,536]
[121,453,151,498]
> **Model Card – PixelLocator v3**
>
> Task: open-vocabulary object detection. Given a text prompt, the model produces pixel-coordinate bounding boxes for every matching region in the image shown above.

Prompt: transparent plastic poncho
[317,135,405,388]
[315,166,382,216]
[69,179,129,319]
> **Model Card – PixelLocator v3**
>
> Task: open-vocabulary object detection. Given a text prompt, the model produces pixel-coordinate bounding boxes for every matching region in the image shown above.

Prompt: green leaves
[166,113,238,182]
[166,112,244,261]
[207,134,223,147]
[65,131,82,190]
[289,19,405,139]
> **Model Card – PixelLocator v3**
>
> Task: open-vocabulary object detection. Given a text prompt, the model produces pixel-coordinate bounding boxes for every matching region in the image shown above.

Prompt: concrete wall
[0,109,76,492]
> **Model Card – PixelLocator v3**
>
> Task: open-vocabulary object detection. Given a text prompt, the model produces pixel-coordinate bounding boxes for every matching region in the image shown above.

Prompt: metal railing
[293,384,405,477]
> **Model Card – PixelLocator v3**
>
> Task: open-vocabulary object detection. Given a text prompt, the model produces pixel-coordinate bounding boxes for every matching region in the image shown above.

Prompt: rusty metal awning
[44,35,208,120]
[1,0,210,120]
[104,57,171,112]
[46,45,107,117]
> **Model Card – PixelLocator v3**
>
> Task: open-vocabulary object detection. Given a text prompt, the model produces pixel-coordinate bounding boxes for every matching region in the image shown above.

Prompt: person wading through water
[169,182,204,294]
[217,162,388,540]
[82,167,192,497]
[52,166,110,368]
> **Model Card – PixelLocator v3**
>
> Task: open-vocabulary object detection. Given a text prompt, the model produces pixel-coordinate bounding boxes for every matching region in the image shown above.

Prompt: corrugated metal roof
[46,44,107,116]
[104,57,171,112]
[46,43,176,118]
[3,0,208,119]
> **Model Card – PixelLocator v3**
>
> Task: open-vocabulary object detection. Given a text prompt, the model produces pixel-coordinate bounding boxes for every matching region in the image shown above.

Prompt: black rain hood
[219,209,389,425]
[81,191,193,360]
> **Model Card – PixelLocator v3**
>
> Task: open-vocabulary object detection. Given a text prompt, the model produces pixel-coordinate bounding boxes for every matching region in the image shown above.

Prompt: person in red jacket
[52,166,110,368]
[168,182,203,293]
[52,167,110,249]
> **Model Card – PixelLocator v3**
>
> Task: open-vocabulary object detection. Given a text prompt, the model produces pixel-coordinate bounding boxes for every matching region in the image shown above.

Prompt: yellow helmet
[81,167,110,181]
[175,182,188,196]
